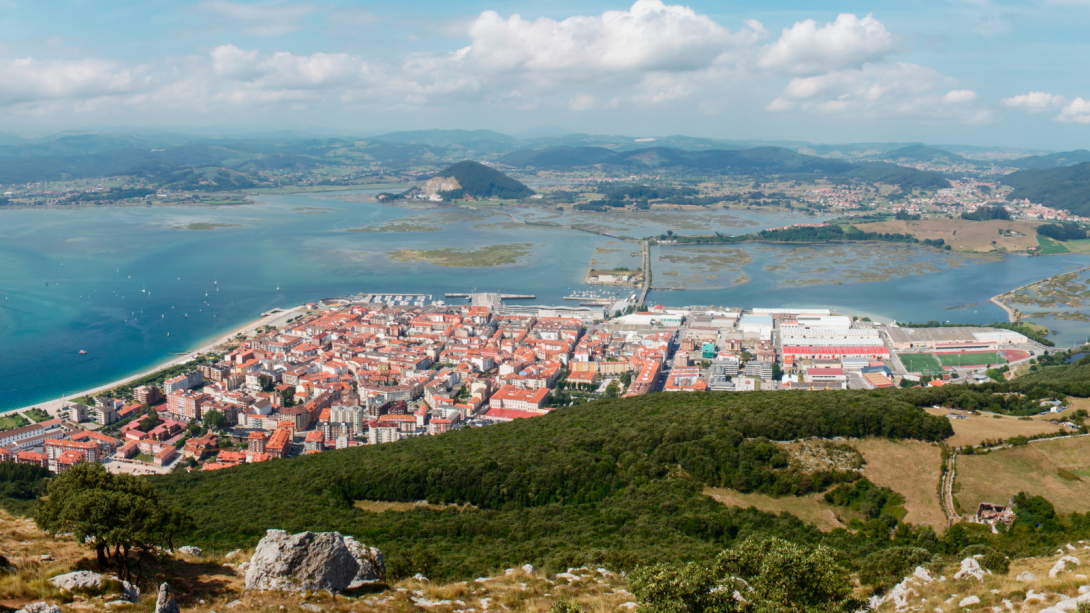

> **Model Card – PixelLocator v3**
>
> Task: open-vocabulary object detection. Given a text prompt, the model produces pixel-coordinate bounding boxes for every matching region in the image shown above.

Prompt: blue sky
[2,0,1089,149]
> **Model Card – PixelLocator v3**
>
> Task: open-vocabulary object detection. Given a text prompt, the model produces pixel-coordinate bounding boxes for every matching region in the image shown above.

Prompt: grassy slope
[956,436,1090,513]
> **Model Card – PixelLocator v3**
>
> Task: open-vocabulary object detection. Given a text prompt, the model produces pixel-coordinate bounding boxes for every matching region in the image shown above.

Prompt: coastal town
[3,292,1051,476]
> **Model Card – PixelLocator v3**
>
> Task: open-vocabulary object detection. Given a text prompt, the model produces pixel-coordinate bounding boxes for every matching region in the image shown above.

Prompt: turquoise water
[1,193,1086,410]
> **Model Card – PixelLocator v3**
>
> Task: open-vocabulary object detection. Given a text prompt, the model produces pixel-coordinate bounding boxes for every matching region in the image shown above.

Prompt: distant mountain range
[0,129,1085,206]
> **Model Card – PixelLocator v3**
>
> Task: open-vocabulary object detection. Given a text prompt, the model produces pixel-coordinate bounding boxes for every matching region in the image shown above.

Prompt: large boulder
[154,583,180,613]
[245,529,359,592]
[49,570,103,591]
[343,536,386,586]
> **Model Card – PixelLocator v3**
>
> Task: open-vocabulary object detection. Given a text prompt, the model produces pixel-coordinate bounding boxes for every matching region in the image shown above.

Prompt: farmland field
[936,351,1005,367]
[954,436,1090,514]
[703,487,852,532]
[899,353,944,374]
[853,439,947,531]
[924,407,1066,446]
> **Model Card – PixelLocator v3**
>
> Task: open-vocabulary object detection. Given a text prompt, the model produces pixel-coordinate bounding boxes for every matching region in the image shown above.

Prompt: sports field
[899,353,944,374]
[936,352,1005,367]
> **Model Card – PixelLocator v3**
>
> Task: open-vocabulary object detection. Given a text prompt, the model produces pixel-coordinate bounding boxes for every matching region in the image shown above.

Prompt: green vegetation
[433,160,533,200]
[898,353,944,375]
[823,479,906,522]
[0,462,50,516]
[960,206,1011,221]
[631,537,862,613]
[24,408,51,423]
[0,413,30,432]
[1002,163,1090,217]
[671,224,923,246]
[1036,222,1087,242]
[67,187,156,203]
[34,463,194,583]
[882,145,967,165]
[176,222,242,231]
[152,390,954,579]
[858,547,933,588]
[387,243,533,267]
[1007,149,1090,170]
[1036,235,1070,254]
[936,352,1005,367]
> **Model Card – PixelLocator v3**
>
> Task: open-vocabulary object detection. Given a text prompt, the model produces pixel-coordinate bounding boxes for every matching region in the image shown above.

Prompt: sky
[1,0,1089,150]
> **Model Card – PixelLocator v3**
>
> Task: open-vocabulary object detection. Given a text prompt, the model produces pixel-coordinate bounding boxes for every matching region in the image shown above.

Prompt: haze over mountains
[4,128,1090,215]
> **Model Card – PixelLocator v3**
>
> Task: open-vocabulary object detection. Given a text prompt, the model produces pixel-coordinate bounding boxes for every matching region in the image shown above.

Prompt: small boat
[78,350,87,355]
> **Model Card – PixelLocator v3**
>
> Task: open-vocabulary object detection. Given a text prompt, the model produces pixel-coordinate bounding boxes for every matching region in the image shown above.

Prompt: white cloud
[759,14,895,76]
[1058,98,1090,123]
[942,89,978,104]
[463,0,760,77]
[0,57,140,106]
[768,62,987,122]
[198,1,317,36]
[1001,91,1067,113]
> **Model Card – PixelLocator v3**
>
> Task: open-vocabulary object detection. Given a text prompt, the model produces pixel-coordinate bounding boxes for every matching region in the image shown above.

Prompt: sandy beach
[9,305,306,418]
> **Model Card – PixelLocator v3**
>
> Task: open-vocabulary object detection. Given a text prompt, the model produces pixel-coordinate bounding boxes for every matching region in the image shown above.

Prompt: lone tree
[34,463,193,584]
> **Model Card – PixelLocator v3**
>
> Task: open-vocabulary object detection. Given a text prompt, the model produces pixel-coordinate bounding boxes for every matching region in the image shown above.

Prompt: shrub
[859,547,934,588]
[548,601,583,613]
[629,562,737,613]
[957,545,1010,574]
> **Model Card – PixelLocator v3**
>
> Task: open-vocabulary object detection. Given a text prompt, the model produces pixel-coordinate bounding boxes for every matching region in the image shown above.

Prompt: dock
[446,293,535,300]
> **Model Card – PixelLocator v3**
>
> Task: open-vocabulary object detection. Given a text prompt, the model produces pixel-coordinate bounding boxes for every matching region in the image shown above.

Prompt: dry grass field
[854,219,1042,252]
[924,407,1066,446]
[852,439,947,531]
[703,487,852,531]
[955,436,1090,514]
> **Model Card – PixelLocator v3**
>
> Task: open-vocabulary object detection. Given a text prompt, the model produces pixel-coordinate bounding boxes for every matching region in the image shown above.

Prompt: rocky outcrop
[16,603,62,613]
[343,536,385,586]
[244,529,359,592]
[177,546,203,557]
[49,570,103,591]
[154,583,180,613]
[1017,571,1038,582]
[954,557,989,581]
[1049,555,1080,579]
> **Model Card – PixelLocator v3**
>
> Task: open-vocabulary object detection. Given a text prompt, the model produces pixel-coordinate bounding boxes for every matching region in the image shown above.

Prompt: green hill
[881,144,968,164]
[1001,162,1090,217]
[153,389,956,579]
[1007,149,1090,170]
[433,160,533,199]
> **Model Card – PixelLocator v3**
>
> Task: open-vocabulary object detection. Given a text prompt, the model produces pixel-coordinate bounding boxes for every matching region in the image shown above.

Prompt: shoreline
[6,305,306,418]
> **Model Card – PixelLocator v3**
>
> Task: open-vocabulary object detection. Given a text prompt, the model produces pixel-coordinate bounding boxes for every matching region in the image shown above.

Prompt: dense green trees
[1037,223,1088,241]
[434,161,533,199]
[960,206,1011,221]
[34,463,193,583]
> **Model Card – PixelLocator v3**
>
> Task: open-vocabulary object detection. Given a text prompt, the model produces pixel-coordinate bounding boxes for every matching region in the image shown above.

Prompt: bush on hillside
[858,547,934,588]
[956,545,1010,574]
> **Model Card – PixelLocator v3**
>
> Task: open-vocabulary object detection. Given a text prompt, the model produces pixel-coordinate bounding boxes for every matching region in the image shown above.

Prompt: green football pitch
[898,353,944,374]
[936,352,1005,367]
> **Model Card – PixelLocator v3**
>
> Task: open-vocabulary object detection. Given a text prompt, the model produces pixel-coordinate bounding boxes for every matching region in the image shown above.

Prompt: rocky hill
[403,160,533,201]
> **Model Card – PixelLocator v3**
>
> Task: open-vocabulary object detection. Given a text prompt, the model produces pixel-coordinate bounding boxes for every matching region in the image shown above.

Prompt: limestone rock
[178,546,203,557]
[1037,592,1090,613]
[226,601,244,608]
[16,603,62,613]
[1016,571,1037,582]
[343,535,385,585]
[959,596,981,607]
[914,567,934,583]
[225,549,243,560]
[1049,556,1080,579]
[244,529,359,592]
[523,564,534,574]
[121,580,140,603]
[954,558,989,581]
[50,570,103,591]
[155,583,181,613]
[301,605,323,613]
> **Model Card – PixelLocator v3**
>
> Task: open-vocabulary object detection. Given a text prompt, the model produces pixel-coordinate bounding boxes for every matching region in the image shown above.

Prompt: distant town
[1,291,1056,476]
